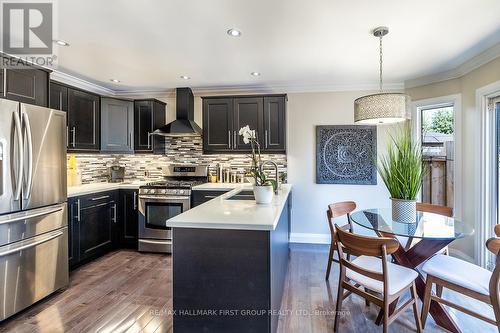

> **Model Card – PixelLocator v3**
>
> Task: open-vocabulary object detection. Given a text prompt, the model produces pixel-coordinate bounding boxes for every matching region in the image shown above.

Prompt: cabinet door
[5,68,48,107]
[68,198,79,268]
[152,100,166,154]
[203,98,233,152]
[68,89,100,151]
[134,100,154,152]
[49,82,68,111]
[101,98,134,152]
[263,96,286,152]
[78,201,116,261]
[119,190,138,248]
[233,97,263,151]
[0,69,4,97]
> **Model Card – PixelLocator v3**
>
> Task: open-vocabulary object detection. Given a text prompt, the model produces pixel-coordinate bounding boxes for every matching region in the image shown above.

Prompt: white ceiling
[53,0,500,92]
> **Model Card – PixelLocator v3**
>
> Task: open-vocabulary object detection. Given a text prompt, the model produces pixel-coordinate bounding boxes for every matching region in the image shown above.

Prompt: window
[420,105,455,210]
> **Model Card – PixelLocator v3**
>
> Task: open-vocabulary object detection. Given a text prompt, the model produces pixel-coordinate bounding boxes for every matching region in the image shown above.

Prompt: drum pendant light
[354,27,411,124]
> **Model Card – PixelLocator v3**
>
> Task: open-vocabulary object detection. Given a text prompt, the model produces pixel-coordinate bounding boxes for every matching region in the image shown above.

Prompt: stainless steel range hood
[152,87,202,137]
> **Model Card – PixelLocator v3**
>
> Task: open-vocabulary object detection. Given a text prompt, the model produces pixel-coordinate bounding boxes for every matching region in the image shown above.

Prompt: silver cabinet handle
[13,111,23,201]
[91,195,110,201]
[70,127,76,147]
[147,132,151,148]
[0,230,64,258]
[112,203,117,223]
[76,199,81,222]
[133,191,138,210]
[0,205,63,225]
[66,126,69,147]
[22,111,33,199]
[228,130,231,149]
[265,130,268,148]
[233,131,237,149]
[129,132,132,149]
[204,195,219,199]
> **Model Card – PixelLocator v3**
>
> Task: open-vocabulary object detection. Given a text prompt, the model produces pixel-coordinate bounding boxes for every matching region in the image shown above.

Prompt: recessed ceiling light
[227,28,242,37]
[250,72,261,76]
[54,39,69,46]
[180,75,191,80]
[110,78,120,83]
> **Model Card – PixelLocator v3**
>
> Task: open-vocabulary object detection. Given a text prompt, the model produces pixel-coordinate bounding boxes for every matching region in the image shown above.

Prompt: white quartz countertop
[67,181,148,197]
[166,184,292,231]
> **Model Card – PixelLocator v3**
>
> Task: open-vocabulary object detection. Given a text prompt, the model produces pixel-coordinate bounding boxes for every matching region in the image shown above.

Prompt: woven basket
[391,198,417,223]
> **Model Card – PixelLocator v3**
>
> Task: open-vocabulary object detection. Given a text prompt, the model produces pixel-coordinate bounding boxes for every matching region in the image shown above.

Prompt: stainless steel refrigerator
[0,99,68,321]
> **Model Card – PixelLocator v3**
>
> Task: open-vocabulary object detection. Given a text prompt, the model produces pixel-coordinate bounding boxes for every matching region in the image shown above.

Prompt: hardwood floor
[0,245,496,332]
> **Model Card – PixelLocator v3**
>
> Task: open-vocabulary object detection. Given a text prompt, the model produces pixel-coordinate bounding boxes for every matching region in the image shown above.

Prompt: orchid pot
[253,185,274,204]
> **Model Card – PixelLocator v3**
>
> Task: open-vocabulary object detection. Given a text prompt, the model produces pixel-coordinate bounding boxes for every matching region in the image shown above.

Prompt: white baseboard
[290,233,331,244]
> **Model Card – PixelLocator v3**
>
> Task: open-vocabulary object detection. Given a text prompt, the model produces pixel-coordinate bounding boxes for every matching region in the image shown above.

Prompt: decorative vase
[253,185,274,204]
[391,198,417,223]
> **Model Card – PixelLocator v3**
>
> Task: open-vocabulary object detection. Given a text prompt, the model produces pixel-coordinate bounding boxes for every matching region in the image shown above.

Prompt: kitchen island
[166,184,292,333]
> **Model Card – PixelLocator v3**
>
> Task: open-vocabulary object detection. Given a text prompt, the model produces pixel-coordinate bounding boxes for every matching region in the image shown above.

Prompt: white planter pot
[253,185,274,204]
[391,198,417,223]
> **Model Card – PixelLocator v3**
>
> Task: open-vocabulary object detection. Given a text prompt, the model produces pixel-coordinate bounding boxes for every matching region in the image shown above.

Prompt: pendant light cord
[379,35,383,92]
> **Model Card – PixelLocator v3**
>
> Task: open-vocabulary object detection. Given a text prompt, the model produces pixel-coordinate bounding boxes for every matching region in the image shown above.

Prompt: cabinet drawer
[191,190,229,207]
[78,191,117,208]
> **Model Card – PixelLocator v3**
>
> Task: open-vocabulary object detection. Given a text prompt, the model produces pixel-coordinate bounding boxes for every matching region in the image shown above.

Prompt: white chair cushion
[346,256,419,295]
[422,254,492,295]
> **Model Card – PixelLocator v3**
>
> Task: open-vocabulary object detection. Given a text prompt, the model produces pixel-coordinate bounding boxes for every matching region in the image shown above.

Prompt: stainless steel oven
[138,164,208,253]
[138,190,190,253]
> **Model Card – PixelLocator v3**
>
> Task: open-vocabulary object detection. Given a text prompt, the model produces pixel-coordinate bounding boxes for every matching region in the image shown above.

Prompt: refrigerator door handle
[0,205,64,225]
[22,111,33,199]
[0,230,64,258]
[13,112,23,201]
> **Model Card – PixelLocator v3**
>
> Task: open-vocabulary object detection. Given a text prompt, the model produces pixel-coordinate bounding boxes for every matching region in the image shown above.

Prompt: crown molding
[405,42,500,89]
[112,82,404,97]
[50,70,116,96]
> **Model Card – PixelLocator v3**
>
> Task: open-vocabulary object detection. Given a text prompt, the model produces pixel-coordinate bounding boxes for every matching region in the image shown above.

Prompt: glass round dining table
[350,208,474,240]
[350,208,474,333]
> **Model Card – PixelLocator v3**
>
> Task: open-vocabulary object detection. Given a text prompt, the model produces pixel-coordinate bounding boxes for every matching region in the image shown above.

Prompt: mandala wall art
[316,125,377,185]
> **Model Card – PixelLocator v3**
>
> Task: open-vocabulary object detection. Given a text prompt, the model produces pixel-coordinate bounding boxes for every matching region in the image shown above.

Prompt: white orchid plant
[239,125,277,190]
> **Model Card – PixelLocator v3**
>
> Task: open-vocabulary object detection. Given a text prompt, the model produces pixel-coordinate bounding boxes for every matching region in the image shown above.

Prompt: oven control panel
[139,188,191,196]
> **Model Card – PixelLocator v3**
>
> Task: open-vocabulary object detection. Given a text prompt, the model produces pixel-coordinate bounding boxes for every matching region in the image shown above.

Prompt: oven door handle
[139,195,190,201]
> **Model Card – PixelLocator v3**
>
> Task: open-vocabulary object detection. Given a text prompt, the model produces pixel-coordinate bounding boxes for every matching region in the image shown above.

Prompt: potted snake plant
[378,123,424,223]
[239,125,277,204]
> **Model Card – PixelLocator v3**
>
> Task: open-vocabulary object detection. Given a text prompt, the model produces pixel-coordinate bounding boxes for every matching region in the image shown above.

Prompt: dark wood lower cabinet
[69,189,139,269]
[191,190,229,207]
[119,190,139,248]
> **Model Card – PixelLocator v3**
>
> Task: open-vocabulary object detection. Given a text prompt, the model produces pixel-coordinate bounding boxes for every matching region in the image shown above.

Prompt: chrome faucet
[260,161,279,194]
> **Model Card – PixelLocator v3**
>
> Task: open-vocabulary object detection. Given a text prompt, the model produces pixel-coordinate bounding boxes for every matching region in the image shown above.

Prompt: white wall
[286,91,395,242]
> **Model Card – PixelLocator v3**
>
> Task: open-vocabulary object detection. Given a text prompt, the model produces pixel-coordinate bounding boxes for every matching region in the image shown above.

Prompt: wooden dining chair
[421,230,500,331]
[325,201,356,280]
[333,225,422,333]
[400,203,453,251]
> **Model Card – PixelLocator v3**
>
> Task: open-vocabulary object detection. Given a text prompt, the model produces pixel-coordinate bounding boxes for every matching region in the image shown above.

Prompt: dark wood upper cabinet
[49,81,68,111]
[263,96,286,152]
[202,95,286,153]
[203,98,233,152]
[4,68,49,107]
[134,99,166,153]
[67,88,100,152]
[101,98,134,153]
[233,97,264,151]
[0,70,4,97]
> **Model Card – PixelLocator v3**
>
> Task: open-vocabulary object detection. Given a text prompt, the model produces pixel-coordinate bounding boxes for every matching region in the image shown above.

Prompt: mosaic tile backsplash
[70,136,287,184]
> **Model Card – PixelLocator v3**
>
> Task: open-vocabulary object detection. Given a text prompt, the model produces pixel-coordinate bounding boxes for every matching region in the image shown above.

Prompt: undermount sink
[226,190,255,201]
